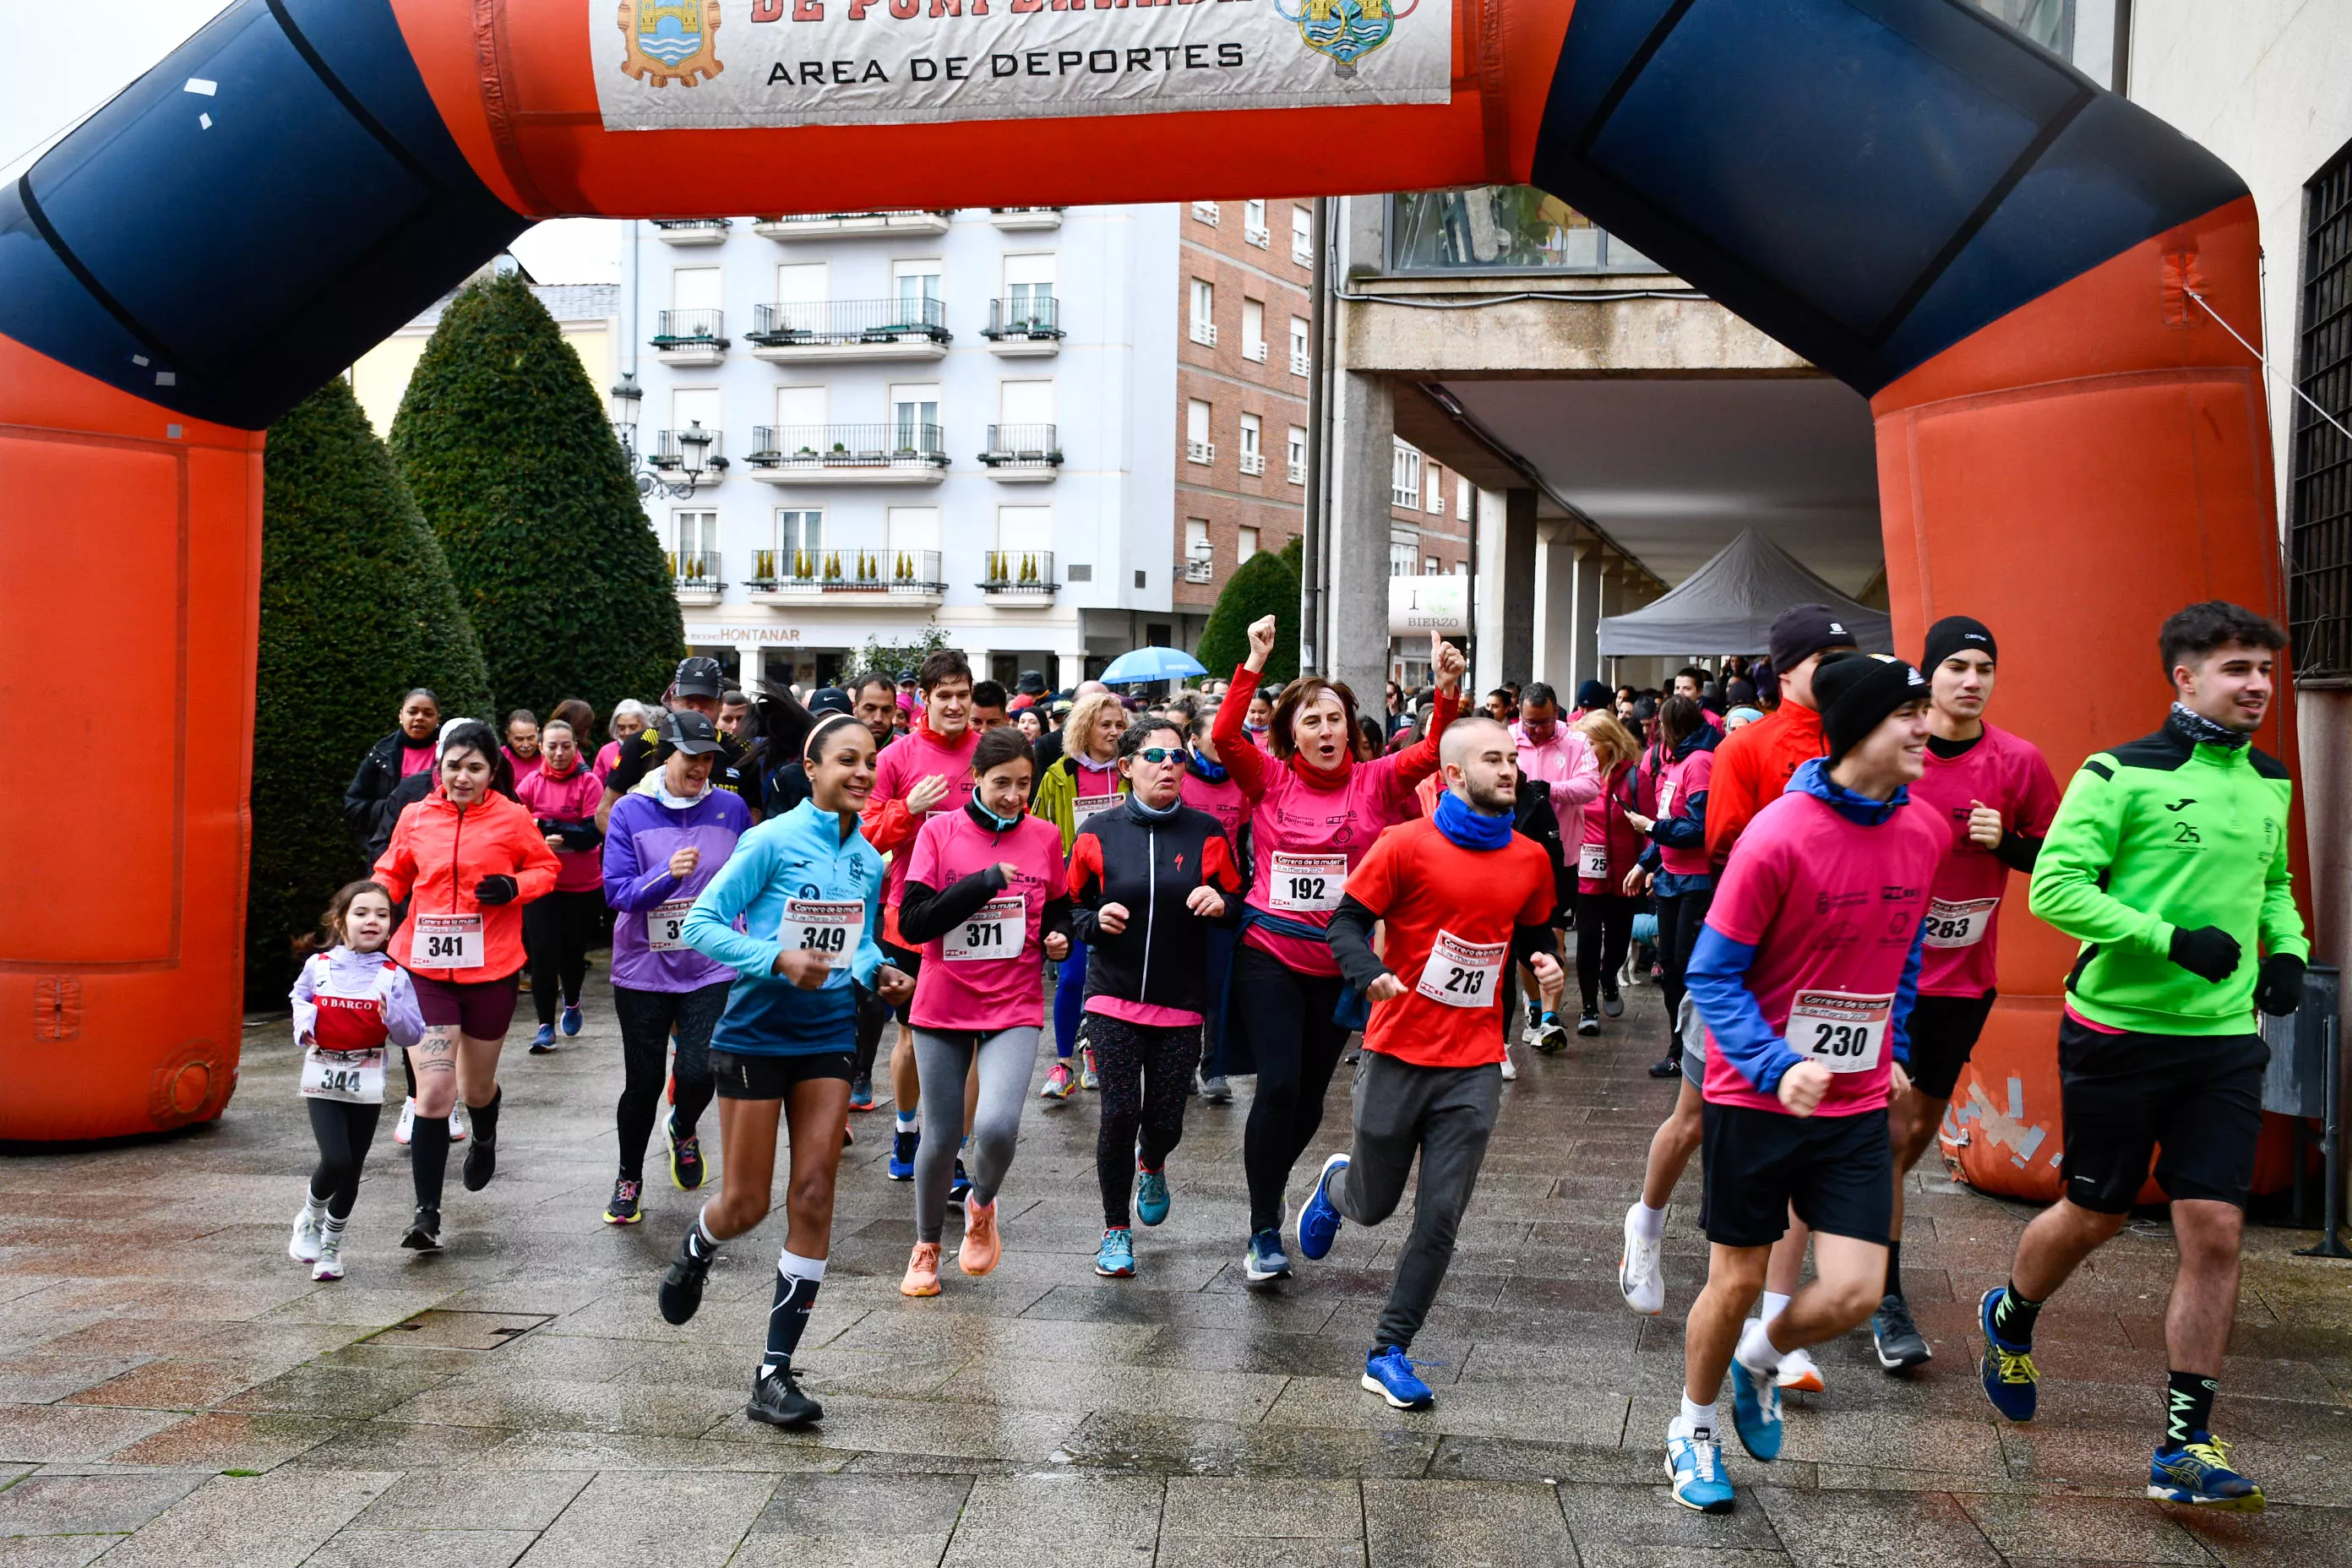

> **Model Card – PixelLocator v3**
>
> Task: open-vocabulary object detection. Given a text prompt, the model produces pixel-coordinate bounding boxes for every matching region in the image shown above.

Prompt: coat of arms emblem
[1273,0,1417,76]
[619,0,723,88]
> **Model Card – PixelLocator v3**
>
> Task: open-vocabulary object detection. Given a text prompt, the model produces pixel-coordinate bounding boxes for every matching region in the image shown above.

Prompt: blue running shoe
[529,1022,557,1054]
[1729,1358,1783,1462]
[2148,1433,2264,1511]
[887,1129,917,1182]
[1664,1417,1736,1513]
[1978,1286,2039,1423]
[1360,1346,1435,1409]
[1295,1152,1348,1261]
[561,1002,583,1037]
[1243,1229,1291,1287]
[949,1157,972,1202]
[1135,1163,1170,1227]
[1095,1228,1136,1277]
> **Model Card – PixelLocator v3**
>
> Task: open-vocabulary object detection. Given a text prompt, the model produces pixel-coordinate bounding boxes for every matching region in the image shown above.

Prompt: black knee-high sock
[1884,1239,1903,1303]
[763,1252,826,1376]
[2166,1369,2219,1447]
[411,1115,450,1209]
[469,1086,503,1146]
[401,1052,418,1100]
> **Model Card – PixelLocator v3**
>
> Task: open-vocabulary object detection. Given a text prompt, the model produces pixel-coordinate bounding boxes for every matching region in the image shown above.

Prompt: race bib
[646,897,695,952]
[1658,781,1677,815]
[1921,896,2000,950]
[1415,929,1508,1009]
[1577,842,1609,880]
[782,898,863,967]
[301,1045,384,1104]
[410,913,482,969]
[945,895,1026,962]
[1267,852,1347,914]
[1788,989,1893,1074]
[1073,792,1120,826]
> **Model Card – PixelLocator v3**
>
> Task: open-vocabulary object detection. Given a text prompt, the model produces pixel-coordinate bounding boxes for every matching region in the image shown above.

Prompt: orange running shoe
[900,1240,942,1297]
[960,1195,1001,1276]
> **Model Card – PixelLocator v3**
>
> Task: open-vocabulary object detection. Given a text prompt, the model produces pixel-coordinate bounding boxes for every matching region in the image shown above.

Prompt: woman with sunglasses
[1182,708,1250,1104]
[1067,718,1245,1277]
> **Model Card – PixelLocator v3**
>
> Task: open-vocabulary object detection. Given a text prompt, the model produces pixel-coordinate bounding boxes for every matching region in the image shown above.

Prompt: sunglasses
[1133,746,1188,765]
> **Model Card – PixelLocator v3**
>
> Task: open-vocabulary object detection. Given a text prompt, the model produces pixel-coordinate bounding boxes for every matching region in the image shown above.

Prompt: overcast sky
[0,0,620,281]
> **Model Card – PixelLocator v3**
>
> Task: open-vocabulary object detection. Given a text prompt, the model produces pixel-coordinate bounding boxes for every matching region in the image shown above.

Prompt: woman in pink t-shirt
[1571,711,1647,1034]
[892,727,1072,1298]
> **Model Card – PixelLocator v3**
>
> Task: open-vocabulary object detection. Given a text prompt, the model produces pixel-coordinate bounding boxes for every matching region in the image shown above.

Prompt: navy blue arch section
[1531,0,2250,397]
[0,0,525,429]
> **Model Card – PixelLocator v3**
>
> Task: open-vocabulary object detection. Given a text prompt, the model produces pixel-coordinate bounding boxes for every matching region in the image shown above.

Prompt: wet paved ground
[3,966,2349,1565]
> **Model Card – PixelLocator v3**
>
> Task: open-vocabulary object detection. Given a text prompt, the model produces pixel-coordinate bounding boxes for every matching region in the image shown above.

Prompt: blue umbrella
[1100,646,1208,685]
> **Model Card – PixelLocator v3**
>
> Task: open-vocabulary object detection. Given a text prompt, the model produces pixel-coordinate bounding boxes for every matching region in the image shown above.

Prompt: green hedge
[247,378,492,1001]
[1196,536,1303,684]
[392,272,683,719]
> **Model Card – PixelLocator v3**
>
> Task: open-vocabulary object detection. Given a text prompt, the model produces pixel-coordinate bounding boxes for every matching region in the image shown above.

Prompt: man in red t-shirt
[1291,716,1562,1411]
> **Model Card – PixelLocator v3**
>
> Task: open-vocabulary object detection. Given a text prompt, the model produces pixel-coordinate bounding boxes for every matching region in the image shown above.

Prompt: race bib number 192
[1267,852,1347,914]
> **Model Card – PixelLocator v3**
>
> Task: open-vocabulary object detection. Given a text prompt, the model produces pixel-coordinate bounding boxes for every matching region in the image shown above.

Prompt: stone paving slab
[2,966,2348,1563]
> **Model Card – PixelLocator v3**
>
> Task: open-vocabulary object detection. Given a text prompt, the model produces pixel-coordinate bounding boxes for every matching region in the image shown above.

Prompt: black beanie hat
[1576,678,1612,712]
[1813,654,1928,764]
[1920,615,1996,672]
[1769,603,1861,672]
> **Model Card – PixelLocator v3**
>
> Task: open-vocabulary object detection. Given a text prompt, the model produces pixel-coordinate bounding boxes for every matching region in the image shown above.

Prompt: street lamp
[613,374,720,498]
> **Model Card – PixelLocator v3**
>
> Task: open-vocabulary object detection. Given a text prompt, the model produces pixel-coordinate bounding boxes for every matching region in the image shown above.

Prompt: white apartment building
[618,207,1180,692]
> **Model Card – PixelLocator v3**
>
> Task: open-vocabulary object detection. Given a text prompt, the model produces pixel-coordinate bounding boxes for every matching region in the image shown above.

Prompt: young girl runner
[1068,718,1244,1277]
[288,881,425,1281]
[894,725,1073,1295]
[657,713,912,1429]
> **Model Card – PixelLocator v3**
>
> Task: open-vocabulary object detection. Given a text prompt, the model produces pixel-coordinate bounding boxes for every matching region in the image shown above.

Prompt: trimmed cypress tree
[1196,540,1302,684]
[391,271,683,718]
[247,378,492,1000]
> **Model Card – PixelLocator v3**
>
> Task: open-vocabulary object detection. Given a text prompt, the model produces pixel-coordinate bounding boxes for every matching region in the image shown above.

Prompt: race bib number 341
[410,913,482,970]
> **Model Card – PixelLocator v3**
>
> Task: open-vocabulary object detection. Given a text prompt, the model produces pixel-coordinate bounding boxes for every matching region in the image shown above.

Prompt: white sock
[896,1111,919,1133]
[1680,1394,1718,1435]
[1631,1202,1668,1242]
[301,1192,328,1224]
[691,1205,721,1254]
[1735,1315,1783,1376]
[320,1210,349,1242]
[778,1250,828,1285]
[1761,1290,1791,1322]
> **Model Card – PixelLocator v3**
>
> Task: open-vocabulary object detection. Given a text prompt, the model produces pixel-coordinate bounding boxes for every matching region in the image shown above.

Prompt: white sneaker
[288,1206,321,1263]
[1775,1343,1826,1393]
[394,1097,416,1146]
[1619,1204,1664,1315]
[1499,1046,1519,1082]
[450,1102,471,1143]
[312,1237,345,1282]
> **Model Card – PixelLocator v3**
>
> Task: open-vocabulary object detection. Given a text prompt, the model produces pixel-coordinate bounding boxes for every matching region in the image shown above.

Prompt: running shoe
[312,1237,345,1282]
[1244,1229,1291,1287]
[288,1206,321,1264]
[960,1195,1001,1276]
[1360,1346,1435,1410]
[2148,1433,2264,1511]
[1978,1285,2040,1422]
[1664,1415,1735,1513]
[840,1121,854,1149]
[461,1135,497,1192]
[1601,980,1624,1019]
[395,1097,416,1146]
[530,1023,558,1055]
[1080,1043,1100,1091]
[1647,1056,1681,1080]
[1775,1345,1825,1393]
[603,1176,643,1226]
[1522,1004,1544,1045]
[1530,1013,1570,1054]
[1871,1295,1932,1372]
[449,1102,470,1142]
[1499,1048,1519,1082]
[400,1206,442,1251]
[561,1002,583,1037]
[949,1157,972,1203]
[748,1365,824,1429]
[1729,1357,1783,1462]
[848,1075,877,1112]
[659,1230,715,1324]
[1039,1061,1075,1100]
[887,1128,917,1181]
[1295,1153,1348,1261]
[1095,1228,1136,1277]
[1135,1163,1171,1227]
[1200,1075,1233,1105]
[901,1241,942,1297]
[667,1117,706,1191]
[1577,1010,1601,1038]
[1618,1204,1663,1315]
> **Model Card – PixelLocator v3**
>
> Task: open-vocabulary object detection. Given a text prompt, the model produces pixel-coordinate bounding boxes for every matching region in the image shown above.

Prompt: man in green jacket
[1976,602,2306,1511]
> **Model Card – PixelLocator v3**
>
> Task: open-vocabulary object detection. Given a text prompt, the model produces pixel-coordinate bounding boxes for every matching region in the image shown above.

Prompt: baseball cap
[672,656,727,699]
[807,686,853,718]
[666,709,724,756]
[1768,604,1860,672]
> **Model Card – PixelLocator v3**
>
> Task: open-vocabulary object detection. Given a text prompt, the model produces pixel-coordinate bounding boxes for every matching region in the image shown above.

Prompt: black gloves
[2256,952,2307,1017]
[2167,924,2241,983]
[473,874,519,906]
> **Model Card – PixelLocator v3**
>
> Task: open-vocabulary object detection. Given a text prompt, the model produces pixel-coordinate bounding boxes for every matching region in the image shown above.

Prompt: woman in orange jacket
[373,718,559,1250]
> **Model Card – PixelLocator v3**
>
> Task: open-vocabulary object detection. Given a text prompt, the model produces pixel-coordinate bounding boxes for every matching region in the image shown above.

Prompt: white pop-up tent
[1596,527,1892,656]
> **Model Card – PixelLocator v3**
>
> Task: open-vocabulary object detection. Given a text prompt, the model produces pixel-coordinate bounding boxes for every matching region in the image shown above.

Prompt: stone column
[1324,368,1395,701]
[1569,540,1605,698]
[1535,520,1576,691]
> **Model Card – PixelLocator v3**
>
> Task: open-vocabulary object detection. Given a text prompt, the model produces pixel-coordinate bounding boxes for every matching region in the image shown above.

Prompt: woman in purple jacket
[600,710,754,1225]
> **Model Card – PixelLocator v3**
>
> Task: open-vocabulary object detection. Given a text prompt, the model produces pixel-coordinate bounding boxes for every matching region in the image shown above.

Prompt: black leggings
[306,1099,380,1218]
[612,982,726,1182]
[1091,1014,1201,1228]
[852,983,890,1083]
[1574,892,1637,1012]
[1656,888,1713,1051]
[1236,944,1352,1234]
[525,889,602,1026]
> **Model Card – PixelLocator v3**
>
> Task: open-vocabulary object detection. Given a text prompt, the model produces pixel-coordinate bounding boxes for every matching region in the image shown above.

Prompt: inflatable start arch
[0,0,2298,1192]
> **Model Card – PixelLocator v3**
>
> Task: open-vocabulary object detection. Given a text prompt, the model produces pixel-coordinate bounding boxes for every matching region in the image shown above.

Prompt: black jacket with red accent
[1067,797,1244,1018]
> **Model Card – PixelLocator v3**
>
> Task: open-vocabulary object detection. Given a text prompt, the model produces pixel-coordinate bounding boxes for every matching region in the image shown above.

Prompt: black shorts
[882,941,923,1025]
[2056,1017,2268,1213]
[709,1048,856,1100]
[1700,1101,1893,1249]
[1904,990,1998,1102]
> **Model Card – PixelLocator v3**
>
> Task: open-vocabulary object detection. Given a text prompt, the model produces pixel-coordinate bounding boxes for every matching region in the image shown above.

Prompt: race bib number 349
[783,898,863,963]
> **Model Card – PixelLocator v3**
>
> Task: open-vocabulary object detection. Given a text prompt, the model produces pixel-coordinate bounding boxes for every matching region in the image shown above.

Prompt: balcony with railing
[647,427,727,481]
[745,547,945,607]
[1386,187,1662,275]
[1289,346,1311,376]
[652,308,728,366]
[743,423,949,485]
[752,210,954,240]
[745,298,949,362]
[1244,221,1271,249]
[1183,550,1215,585]
[1239,449,1266,476]
[988,207,1064,230]
[983,297,1063,356]
[978,423,1062,482]
[1190,201,1220,226]
[1185,439,1215,466]
[1242,338,1268,363]
[653,218,731,246]
[980,550,1057,603]
[1287,457,1308,485]
[668,550,724,605]
[1189,318,1218,348]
